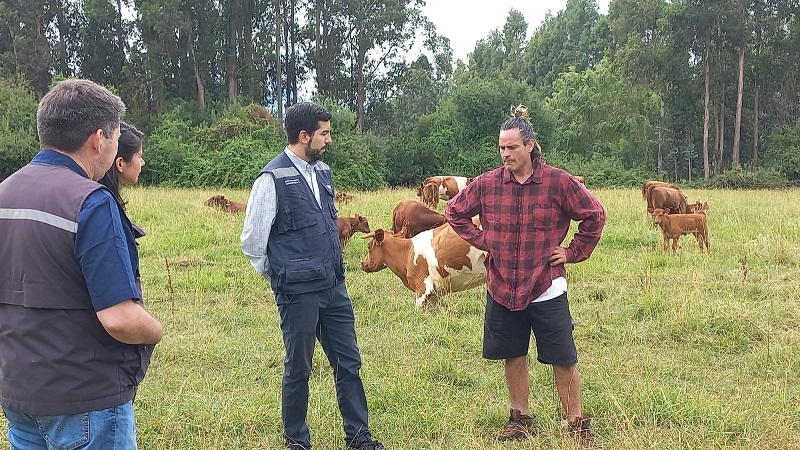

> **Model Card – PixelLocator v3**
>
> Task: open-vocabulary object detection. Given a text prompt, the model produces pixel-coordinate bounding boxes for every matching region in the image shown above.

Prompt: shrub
[0,76,38,181]
[704,165,789,189]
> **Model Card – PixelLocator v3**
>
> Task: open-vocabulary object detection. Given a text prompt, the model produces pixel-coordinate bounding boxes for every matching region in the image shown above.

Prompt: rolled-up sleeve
[445,180,487,251]
[561,177,606,263]
[240,174,277,280]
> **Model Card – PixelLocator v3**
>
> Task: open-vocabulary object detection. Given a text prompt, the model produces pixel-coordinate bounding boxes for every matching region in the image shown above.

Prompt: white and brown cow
[416,176,473,208]
[360,223,486,309]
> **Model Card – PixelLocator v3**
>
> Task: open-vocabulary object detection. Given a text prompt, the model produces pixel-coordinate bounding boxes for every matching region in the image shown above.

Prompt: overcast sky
[420,0,610,63]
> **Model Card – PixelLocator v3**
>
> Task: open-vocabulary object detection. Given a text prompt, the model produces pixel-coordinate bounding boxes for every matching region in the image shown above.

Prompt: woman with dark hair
[99,121,146,208]
[99,121,149,299]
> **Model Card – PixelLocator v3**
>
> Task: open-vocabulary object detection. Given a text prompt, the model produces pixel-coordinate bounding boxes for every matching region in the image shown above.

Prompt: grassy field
[3,186,800,449]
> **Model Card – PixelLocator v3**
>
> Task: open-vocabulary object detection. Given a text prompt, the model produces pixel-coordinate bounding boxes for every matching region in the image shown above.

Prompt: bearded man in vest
[0,79,163,449]
[241,102,384,450]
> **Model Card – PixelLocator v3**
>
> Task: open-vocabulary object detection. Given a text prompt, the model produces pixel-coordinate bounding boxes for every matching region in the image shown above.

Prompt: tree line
[2,0,800,189]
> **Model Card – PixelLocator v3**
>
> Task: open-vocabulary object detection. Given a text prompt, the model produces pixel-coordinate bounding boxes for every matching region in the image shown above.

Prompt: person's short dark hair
[501,104,543,162]
[98,121,145,209]
[284,102,332,144]
[37,79,126,153]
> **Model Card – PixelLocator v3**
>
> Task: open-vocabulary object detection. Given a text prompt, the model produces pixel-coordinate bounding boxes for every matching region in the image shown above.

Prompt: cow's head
[205,195,228,208]
[422,182,439,208]
[354,215,371,233]
[360,229,389,272]
[650,208,668,224]
[416,182,426,197]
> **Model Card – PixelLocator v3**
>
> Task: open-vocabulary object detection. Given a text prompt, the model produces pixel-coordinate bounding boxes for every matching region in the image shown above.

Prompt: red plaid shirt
[445,163,605,311]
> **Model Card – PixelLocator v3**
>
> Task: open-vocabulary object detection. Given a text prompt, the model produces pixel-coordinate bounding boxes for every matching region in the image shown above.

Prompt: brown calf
[337,215,371,250]
[650,208,710,254]
[205,195,246,213]
[687,201,709,213]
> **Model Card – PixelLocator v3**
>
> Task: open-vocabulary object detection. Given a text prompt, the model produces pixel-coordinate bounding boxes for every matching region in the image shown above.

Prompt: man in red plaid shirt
[445,106,605,447]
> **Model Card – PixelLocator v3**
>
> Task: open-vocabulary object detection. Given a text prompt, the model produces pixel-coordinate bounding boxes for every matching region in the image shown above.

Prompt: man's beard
[305,143,325,162]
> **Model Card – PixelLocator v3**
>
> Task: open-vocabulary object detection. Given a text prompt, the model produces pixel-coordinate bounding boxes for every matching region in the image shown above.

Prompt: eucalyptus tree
[79,0,127,87]
[522,0,610,95]
[753,1,800,140]
[307,0,426,133]
[608,0,689,174]
[469,9,528,79]
[546,60,659,168]
[0,0,55,96]
[48,0,83,79]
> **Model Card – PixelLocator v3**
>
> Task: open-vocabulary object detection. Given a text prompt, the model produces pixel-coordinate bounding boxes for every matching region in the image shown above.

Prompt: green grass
[3,187,800,449]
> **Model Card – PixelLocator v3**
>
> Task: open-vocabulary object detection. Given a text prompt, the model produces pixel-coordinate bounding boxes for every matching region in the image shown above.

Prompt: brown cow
[337,215,370,250]
[647,186,688,215]
[334,191,358,205]
[650,208,710,254]
[642,180,681,210]
[360,224,486,309]
[391,199,447,238]
[420,182,439,208]
[205,195,246,213]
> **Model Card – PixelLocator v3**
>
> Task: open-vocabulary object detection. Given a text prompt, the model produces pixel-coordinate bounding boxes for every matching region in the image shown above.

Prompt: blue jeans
[3,401,137,450]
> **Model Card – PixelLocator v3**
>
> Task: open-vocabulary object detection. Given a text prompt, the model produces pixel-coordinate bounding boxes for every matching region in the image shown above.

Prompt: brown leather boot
[496,409,536,441]
[568,416,598,447]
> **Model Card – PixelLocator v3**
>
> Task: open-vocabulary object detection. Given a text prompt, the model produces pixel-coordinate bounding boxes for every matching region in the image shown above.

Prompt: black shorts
[482,292,578,365]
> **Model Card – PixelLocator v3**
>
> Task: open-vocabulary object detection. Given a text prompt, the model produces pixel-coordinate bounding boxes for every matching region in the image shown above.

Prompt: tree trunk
[753,84,759,163]
[226,0,240,102]
[288,0,297,105]
[115,0,126,55]
[733,45,745,166]
[356,49,366,133]
[241,0,254,101]
[275,0,283,118]
[702,44,711,179]
[713,102,720,175]
[658,93,664,175]
[717,101,725,175]
[185,13,206,111]
[53,0,69,75]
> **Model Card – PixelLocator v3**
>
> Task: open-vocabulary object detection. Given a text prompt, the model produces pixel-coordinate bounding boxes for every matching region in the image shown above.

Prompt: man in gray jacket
[0,79,163,449]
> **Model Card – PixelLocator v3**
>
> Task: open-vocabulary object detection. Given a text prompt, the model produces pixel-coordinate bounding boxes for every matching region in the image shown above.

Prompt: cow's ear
[357,215,365,221]
[646,208,654,214]
[374,229,385,244]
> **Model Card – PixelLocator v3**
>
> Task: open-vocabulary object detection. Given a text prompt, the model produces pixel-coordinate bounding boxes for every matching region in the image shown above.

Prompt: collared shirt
[240,148,321,280]
[446,163,605,311]
[17,150,140,311]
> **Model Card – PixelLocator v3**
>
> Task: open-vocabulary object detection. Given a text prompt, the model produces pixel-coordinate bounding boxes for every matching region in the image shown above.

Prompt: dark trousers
[277,282,371,448]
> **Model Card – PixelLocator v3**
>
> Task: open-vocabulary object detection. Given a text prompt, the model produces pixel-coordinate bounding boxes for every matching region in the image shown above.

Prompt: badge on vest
[285,179,300,186]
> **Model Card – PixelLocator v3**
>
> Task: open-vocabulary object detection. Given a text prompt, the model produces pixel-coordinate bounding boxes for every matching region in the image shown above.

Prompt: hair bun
[510,104,530,122]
